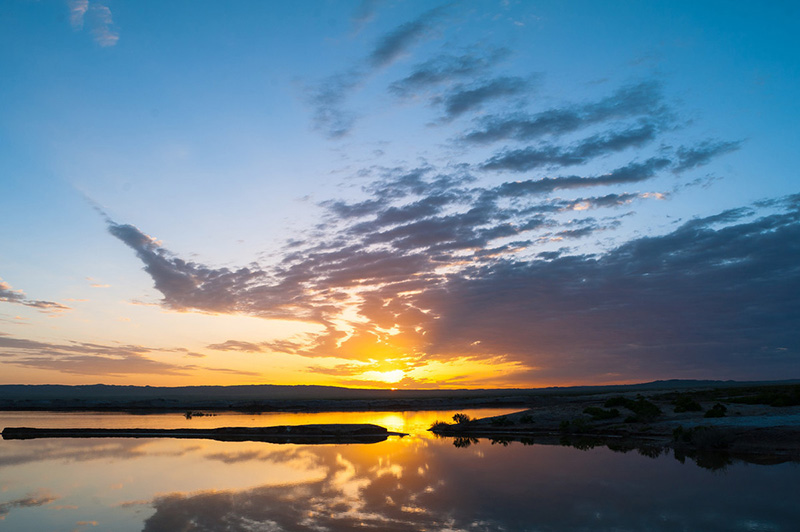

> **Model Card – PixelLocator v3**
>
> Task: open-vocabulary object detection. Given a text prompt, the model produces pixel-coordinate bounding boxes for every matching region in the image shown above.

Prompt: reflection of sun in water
[359,369,405,383]
[371,413,406,433]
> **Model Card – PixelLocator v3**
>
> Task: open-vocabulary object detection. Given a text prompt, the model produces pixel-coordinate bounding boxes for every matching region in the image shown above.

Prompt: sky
[1,0,798,389]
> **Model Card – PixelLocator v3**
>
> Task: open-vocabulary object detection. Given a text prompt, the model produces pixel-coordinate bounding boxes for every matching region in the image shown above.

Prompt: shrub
[560,417,590,433]
[605,395,661,422]
[704,403,728,418]
[604,396,629,408]
[429,420,450,431]
[519,414,534,424]
[726,385,800,407]
[673,395,702,413]
[673,425,731,449]
[583,406,620,420]
[490,416,514,427]
[452,413,472,424]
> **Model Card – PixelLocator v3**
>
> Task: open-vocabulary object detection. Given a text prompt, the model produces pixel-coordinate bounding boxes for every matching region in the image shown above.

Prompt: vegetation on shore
[428,383,800,470]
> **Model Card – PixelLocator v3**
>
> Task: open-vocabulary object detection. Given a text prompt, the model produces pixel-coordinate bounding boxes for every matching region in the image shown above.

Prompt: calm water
[0,409,798,531]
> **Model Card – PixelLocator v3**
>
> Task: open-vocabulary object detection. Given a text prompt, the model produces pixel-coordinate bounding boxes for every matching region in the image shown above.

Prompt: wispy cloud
[437,76,530,120]
[389,48,510,97]
[368,5,449,68]
[673,139,743,173]
[0,333,257,377]
[68,0,89,30]
[0,278,70,313]
[0,490,59,520]
[480,123,659,172]
[66,0,119,47]
[89,3,119,47]
[350,0,381,34]
[305,4,451,137]
[461,81,667,144]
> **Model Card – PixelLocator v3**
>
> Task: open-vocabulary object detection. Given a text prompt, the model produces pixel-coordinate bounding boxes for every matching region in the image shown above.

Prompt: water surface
[1,410,797,531]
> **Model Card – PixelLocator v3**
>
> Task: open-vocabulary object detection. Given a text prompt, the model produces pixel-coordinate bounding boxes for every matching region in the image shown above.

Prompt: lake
[1,409,798,531]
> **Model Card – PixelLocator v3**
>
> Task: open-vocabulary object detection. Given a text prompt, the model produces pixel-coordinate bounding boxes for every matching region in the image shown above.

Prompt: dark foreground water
[0,409,797,531]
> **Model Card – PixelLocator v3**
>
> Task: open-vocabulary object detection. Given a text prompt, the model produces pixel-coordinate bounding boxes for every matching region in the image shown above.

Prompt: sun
[358,369,406,384]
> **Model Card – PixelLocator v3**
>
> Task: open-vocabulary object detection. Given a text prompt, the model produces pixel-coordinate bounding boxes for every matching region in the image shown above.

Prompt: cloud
[0,491,59,520]
[480,123,659,172]
[206,340,267,353]
[389,48,510,97]
[487,157,672,197]
[0,278,70,313]
[68,0,89,29]
[66,1,119,47]
[368,5,449,68]
[0,333,257,377]
[107,222,277,316]
[438,76,529,120]
[0,280,24,304]
[351,0,381,34]
[673,139,743,173]
[462,81,667,144]
[88,3,119,47]
[418,197,800,382]
[305,4,450,137]
[305,69,364,138]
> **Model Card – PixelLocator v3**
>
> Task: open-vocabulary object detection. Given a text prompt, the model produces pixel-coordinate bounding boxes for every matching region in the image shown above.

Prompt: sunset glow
[1,1,798,388]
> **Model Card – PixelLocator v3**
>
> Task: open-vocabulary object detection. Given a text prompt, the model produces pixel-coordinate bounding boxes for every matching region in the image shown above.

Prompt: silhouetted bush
[673,425,731,449]
[704,403,728,418]
[452,413,472,424]
[429,420,450,431]
[583,406,620,420]
[519,414,534,424]
[490,416,514,427]
[673,395,702,413]
[726,385,800,407]
[453,437,478,448]
[605,395,662,422]
[560,418,590,433]
[672,425,734,471]
[604,396,629,408]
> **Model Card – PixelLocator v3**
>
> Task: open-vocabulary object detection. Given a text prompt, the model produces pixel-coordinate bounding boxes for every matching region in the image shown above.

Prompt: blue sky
[1,0,798,387]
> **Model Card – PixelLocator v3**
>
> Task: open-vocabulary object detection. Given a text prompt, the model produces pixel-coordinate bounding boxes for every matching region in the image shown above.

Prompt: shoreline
[428,384,800,468]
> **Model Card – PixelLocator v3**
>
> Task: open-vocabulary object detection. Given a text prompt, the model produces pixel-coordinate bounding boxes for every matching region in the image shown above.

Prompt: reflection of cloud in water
[0,438,198,468]
[143,441,800,532]
[0,489,59,520]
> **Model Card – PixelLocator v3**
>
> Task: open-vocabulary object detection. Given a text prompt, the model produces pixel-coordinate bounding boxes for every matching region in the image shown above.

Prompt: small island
[1,424,407,445]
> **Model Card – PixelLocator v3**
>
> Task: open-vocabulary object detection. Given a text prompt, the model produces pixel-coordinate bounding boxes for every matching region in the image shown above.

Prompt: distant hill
[0,379,798,412]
